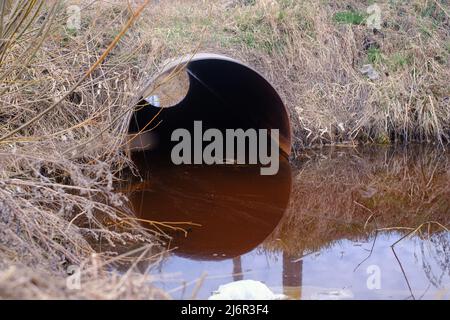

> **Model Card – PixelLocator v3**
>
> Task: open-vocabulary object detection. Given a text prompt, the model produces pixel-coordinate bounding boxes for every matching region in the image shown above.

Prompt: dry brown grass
[0,0,170,299]
[0,0,449,299]
[132,0,449,149]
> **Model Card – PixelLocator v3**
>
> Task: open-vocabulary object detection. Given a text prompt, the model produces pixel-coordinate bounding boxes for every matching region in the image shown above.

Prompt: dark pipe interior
[129,56,291,160]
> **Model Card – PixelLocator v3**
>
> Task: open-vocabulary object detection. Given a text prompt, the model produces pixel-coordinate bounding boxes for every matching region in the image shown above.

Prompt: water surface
[127,146,450,300]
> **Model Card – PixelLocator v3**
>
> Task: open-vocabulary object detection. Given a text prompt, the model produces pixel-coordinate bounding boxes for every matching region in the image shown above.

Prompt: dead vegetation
[0,0,449,299]
[0,0,168,299]
[135,0,450,149]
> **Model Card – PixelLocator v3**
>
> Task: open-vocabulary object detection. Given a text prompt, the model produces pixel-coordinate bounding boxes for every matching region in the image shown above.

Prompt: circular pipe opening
[128,53,291,158]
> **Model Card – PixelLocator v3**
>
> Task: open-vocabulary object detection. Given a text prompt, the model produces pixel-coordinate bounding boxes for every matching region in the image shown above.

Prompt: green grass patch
[228,11,286,54]
[333,11,366,25]
[445,41,450,54]
[367,47,383,65]
[389,52,411,71]
[420,2,447,24]
[419,24,433,38]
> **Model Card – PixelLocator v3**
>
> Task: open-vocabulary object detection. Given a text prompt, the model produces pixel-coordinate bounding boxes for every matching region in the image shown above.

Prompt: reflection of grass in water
[418,232,450,291]
[264,146,450,300]
[265,146,450,255]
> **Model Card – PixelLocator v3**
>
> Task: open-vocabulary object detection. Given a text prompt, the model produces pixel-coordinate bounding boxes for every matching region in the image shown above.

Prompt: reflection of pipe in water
[128,53,292,160]
[283,252,302,299]
[127,154,292,260]
[233,257,244,282]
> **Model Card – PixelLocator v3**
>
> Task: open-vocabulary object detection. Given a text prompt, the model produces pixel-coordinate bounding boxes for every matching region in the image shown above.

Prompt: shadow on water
[124,146,450,300]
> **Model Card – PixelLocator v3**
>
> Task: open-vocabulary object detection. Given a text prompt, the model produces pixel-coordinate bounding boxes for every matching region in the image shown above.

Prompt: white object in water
[311,288,354,300]
[145,95,161,107]
[208,280,286,300]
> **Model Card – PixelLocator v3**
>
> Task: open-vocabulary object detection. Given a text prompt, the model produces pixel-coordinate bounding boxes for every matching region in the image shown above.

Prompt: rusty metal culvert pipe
[128,53,291,160]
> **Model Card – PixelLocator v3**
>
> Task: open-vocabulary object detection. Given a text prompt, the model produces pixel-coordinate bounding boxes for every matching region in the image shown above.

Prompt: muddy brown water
[125,146,450,300]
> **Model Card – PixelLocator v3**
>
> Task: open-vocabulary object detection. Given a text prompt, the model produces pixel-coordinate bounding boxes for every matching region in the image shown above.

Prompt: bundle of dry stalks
[0,0,172,299]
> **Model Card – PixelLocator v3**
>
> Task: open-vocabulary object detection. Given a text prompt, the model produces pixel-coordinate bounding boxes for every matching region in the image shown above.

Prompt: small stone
[360,64,380,81]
